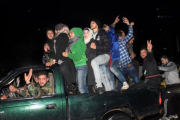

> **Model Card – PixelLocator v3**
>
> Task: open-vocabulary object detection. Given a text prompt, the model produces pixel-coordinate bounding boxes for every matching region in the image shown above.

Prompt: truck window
[0,69,55,100]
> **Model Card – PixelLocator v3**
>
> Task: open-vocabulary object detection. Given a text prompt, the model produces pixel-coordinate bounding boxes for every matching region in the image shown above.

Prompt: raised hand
[24,68,33,84]
[147,40,153,52]
[113,15,120,24]
[122,17,130,25]
[130,22,134,26]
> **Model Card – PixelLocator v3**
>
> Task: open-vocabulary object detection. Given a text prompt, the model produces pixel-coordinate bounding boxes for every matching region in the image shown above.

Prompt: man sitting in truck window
[9,69,52,98]
[9,72,39,97]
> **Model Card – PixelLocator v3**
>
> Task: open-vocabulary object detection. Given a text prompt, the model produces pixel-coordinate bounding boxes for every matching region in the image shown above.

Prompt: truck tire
[105,112,132,120]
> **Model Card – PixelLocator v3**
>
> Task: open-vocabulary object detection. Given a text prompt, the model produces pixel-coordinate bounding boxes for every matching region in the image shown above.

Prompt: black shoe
[97,87,105,94]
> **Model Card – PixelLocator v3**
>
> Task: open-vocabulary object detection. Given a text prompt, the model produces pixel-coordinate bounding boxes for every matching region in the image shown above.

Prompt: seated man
[9,69,52,98]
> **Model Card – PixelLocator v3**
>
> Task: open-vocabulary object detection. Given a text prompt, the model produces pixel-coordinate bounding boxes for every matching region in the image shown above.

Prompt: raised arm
[146,40,155,62]
[110,15,120,28]
[121,17,134,44]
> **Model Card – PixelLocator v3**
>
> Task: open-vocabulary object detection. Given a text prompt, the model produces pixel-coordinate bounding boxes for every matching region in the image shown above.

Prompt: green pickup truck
[0,65,162,120]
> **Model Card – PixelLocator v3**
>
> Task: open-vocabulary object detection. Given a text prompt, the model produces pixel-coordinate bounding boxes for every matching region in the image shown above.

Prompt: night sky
[1,0,180,72]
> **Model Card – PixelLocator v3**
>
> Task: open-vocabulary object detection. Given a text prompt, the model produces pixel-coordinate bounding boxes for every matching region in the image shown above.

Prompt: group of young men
[8,15,180,120]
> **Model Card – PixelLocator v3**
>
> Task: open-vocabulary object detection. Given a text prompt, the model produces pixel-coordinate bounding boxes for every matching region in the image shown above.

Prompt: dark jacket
[85,38,96,60]
[54,33,69,62]
[43,38,55,63]
[142,52,161,86]
[94,29,111,56]
[143,52,160,77]
[85,38,96,85]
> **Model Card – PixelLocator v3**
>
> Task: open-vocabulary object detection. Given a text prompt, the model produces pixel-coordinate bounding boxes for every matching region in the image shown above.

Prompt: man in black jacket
[140,40,161,87]
[90,19,111,94]
[44,23,76,94]
[131,40,161,89]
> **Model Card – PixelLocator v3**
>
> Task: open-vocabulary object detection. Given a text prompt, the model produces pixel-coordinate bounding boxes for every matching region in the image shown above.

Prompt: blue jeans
[119,63,139,83]
[91,54,110,88]
[76,65,89,94]
[110,60,126,84]
[105,63,115,90]
[99,64,112,91]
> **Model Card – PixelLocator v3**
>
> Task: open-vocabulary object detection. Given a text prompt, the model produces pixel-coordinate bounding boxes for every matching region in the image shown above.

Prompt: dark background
[1,0,180,76]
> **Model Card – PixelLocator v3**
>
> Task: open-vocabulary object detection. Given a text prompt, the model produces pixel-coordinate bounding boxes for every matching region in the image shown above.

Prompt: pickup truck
[0,65,162,120]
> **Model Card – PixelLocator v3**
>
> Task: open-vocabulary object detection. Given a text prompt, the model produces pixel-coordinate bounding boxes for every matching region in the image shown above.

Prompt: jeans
[99,64,111,91]
[110,60,126,84]
[106,63,115,90]
[119,63,139,83]
[91,54,110,88]
[76,65,89,94]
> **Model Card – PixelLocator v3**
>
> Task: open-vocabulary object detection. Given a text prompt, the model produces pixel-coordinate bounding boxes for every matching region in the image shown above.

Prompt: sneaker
[159,116,170,120]
[97,87,105,94]
[121,82,129,90]
[168,114,178,119]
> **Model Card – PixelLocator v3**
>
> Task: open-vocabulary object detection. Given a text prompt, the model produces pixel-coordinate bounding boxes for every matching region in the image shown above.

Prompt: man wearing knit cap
[90,19,111,94]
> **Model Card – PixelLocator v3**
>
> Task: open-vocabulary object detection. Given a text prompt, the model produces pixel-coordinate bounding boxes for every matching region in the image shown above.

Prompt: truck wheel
[106,112,132,120]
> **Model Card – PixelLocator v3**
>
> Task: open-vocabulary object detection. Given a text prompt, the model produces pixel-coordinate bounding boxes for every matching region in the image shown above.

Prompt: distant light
[156,8,159,10]
[159,29,161,31]
[163,48,167,50]
[38,28,40,30]
[28,10,31,12]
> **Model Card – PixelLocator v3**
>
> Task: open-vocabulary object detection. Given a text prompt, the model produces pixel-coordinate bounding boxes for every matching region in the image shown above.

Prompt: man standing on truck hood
[158,55,180,120]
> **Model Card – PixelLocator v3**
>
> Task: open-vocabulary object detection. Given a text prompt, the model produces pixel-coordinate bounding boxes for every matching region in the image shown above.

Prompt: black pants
[59,58,76,85]
[162,84,180,116]
[130,76,162,89]
[132,59,139,76]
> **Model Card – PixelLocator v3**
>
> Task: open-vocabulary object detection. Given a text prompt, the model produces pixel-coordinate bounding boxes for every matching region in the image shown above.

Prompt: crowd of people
[8,15,179,120]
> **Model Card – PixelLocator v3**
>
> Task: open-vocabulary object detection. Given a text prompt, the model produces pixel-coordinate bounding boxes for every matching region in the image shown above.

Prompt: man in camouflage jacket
[9,69,52,98]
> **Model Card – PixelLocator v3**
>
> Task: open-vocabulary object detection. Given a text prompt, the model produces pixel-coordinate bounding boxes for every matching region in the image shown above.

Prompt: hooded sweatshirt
[83,28,96,60]
[67,27,88,67]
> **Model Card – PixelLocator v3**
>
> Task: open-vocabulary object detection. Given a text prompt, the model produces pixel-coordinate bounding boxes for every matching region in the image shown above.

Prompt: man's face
[47,30,54,40]
[83,30,91,39]
[90,21,98,30]
[140,49,147,59]
[161,58,168,65]
[69,30,75,39]
[103,26,109,32]
[118,30,125,40]
[38,75,49,87]
[62,26,69,34]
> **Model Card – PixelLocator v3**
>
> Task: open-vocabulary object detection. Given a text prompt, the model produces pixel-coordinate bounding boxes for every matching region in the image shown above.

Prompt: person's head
[128,37,135,44]
[37,71,49,87]
[102,24,110,32]
[140,46,148,59]
[83,27,93,39]
[116,29,125,39]
[46,29,54,40]
[90,19,101,31]
[69,27,83,40]
[55,23,69,35]
[160,55,169,65]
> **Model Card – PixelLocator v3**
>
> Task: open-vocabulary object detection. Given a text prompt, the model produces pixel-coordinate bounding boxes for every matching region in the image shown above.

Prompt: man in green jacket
[62,27,89,94]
